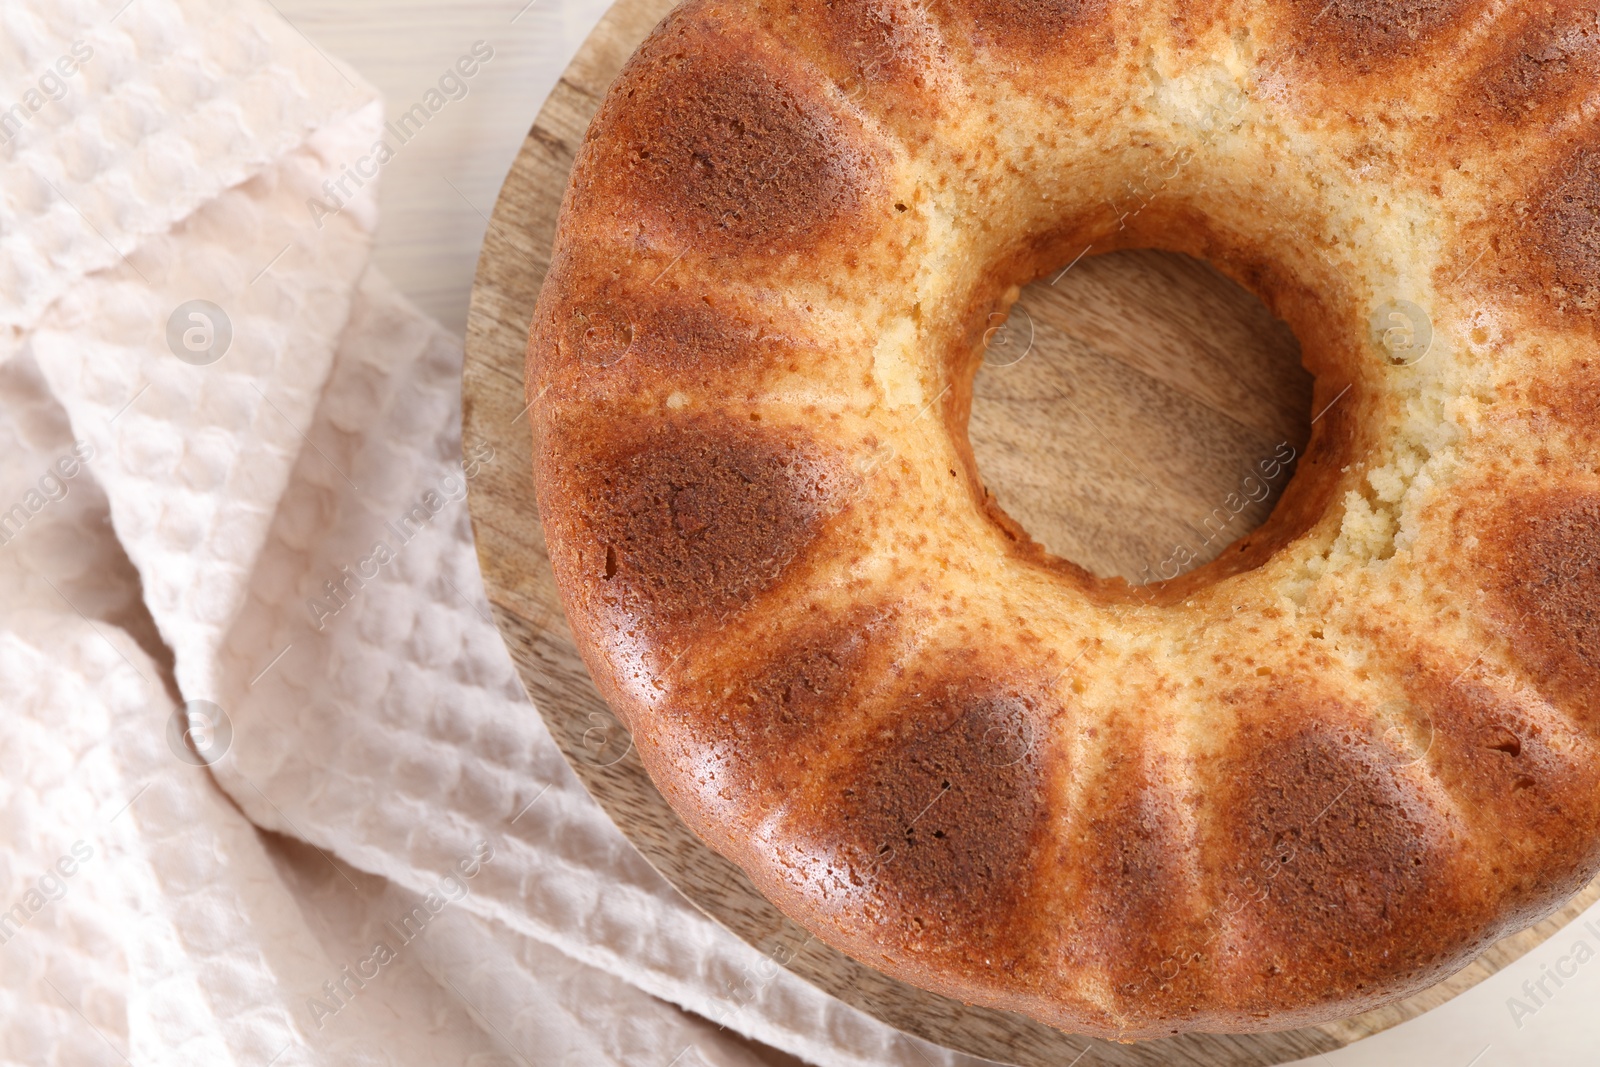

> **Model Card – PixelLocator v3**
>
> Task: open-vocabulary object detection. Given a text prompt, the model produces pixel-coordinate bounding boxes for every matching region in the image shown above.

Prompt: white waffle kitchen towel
[1,0,983,1064]
[0,0,374,352]
[0,331,509,1065]
[0,608,525,1067]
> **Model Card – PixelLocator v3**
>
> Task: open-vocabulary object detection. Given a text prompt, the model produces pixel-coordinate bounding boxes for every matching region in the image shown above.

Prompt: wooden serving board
[461,1,1600,1062]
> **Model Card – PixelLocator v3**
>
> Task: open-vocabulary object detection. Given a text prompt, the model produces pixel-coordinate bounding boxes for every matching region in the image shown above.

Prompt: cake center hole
[968,250,1313,584]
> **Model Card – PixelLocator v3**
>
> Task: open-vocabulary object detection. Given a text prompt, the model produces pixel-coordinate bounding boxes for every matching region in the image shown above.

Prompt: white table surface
[274,0,615,334]
[275,3,1600,1064]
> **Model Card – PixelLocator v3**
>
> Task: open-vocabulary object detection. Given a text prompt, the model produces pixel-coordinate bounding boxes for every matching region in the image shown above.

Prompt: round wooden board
[462,1,1600,1062]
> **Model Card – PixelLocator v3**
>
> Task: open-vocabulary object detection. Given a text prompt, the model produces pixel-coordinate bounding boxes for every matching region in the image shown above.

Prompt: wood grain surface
[461,0,1600,1062]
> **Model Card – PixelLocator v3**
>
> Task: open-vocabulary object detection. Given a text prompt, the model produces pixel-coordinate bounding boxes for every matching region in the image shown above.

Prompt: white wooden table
[274,0,614,334]
[279,4,1600,1065]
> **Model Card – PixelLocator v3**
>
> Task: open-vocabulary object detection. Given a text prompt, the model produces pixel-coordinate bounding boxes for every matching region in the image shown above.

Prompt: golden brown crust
[533,410,858,707]
[1059,741,1214,1032]
[1406,666,1600,923]
[761,662,1063,994]
[1525,357,1600,449]
[1464,2,1600,129]
[1287,0,1476,65]
[567,0,888,267]
[763,0,947,121]
[938,0,1108,53]
[1203,700,1485,1024]
[1479,491,1600,730]
[662,601,901,813]
[527,0,1600,1040]
[530,255,825,408]
[1519,141,1600,318]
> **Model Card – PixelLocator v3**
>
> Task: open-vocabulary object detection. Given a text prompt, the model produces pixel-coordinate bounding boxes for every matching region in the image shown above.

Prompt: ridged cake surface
[527,0,1600,1038]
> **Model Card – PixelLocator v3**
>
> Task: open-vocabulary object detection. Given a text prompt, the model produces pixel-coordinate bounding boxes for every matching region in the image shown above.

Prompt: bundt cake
[526,0,1600,1039]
